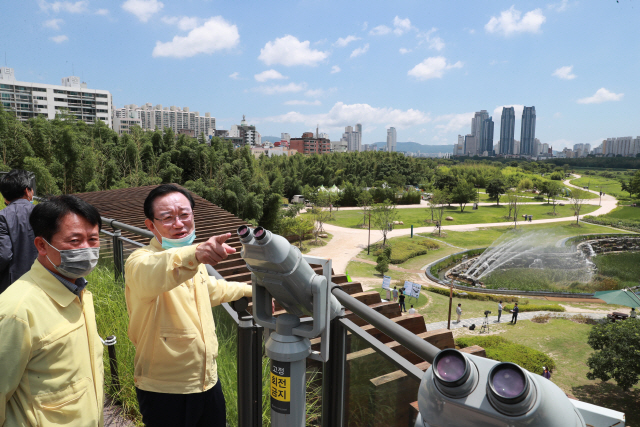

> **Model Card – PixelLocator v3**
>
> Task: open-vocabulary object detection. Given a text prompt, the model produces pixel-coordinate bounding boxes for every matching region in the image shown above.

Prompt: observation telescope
[238,226,625,427]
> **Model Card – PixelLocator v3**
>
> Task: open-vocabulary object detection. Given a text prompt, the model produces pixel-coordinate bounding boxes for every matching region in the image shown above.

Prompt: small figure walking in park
[510,302,519,324]
[456,303,462,323]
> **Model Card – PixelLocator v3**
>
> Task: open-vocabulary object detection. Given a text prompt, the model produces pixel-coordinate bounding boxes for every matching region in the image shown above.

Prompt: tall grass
[87,266,143,425]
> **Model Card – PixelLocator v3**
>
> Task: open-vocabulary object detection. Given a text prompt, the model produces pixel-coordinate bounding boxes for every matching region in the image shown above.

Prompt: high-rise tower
[520,106,536,155]
[481,117,494,155]
[471,110,489,156]
[387,127,397,152]
[499,107,515,155]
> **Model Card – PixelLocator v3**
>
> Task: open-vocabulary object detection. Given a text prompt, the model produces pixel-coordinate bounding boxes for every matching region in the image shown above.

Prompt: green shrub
[456,336,556,373]
[502,303,565,312]
[373,239,440,264]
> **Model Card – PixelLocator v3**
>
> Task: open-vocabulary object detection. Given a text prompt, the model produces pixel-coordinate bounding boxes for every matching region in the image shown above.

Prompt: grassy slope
[598,206,640,221]
[570,175,629,199]
[418,221,627,249]
[317,204,599,230]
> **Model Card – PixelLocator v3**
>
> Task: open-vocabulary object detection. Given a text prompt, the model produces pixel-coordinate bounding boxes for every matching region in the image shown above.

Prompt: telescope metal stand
[480,314,490,334]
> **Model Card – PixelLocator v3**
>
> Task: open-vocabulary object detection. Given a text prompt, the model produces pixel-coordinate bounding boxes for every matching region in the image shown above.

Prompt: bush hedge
[503,303,565,313]
[425,286,520,303]
[456,336,556,373]
[581,216,640,232]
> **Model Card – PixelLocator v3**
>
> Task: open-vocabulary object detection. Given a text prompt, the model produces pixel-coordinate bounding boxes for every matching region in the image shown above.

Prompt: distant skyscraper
[464,134,476,156]
[470,110,489,156]
[387,127,397,152]
[520,106,536,155]
[355,123,362,145]
[480,117,494,155]
[341,125,361,152]
[499,107,515,155]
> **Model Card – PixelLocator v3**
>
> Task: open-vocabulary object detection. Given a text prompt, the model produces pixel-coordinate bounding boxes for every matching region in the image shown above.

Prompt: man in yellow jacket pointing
[0,195,104,426]
[125,184,252,426]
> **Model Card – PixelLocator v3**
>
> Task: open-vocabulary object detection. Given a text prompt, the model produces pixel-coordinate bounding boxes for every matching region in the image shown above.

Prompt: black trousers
[511,313,518,324]
[136,380,226,427]
[497,310,502,322]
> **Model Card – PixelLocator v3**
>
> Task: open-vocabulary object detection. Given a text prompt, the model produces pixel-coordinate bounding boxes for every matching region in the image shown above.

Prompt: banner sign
[382,276,391,290]
[404,281,422,298]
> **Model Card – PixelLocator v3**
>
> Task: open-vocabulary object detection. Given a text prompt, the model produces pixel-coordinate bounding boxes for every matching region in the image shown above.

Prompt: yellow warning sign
[270,372,290,402]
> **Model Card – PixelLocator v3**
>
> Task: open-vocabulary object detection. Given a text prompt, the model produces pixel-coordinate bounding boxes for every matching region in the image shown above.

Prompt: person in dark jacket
[0,170,38,293]
[510,302,519,324]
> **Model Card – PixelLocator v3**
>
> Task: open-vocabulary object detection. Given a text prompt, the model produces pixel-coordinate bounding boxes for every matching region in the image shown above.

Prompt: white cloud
[577,88,624,104]
[361,22,368,31]
[493,104,525,118]
[254,69,288,82]
[284,100,322,106]
[38,0,88,13]
[433,112,474,133]
[95,8,109,15]
[330,65,341,74]
[485,6,546,36]
[259,35,328,67]
[552,65,576,80]
[254,82,307,95]
[50,35,69,43]
[369,25,391,36]
[334,35,361,47]
[553,112,562,118]
[304,89,325,97]
[350,44,369,58]
[261,102,432,131]
[393,16,412,35]
[152,16,239,58]
[122,0,163,23]
[408,56,463,80]
[162,16,200,31]
[399,48,411,54]
[548,0,570,12]
[418,28,445,51]
[44,18,64,30]
[229,72,240,80]
[370,16,413,36]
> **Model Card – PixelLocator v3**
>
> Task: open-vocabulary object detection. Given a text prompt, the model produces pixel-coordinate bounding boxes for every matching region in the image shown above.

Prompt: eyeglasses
[154,212,193,226]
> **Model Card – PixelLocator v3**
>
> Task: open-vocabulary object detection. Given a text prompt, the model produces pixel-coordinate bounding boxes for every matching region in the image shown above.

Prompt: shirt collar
[47,269,88,297]
[30,261,78,307]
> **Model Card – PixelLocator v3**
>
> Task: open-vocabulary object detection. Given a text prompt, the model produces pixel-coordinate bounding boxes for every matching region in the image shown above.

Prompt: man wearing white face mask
[125,184,252,426]
[0,195,104,426]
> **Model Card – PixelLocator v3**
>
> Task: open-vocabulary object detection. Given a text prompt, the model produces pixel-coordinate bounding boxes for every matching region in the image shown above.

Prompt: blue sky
[3,0,639,149]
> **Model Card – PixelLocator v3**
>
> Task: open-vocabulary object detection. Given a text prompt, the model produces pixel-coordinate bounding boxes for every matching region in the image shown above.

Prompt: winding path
[309,174,620,274]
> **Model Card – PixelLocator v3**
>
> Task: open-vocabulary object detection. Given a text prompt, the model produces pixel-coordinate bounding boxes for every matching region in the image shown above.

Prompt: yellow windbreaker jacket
[0,261,104,427]
[124,238,252,394]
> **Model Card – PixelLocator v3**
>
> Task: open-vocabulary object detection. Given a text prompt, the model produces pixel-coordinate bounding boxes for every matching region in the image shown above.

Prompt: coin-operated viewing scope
[238,226,344,427]
[415,348,625,427]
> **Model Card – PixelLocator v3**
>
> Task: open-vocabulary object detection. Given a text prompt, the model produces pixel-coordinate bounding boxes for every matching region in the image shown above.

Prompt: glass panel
[344,330,422,427]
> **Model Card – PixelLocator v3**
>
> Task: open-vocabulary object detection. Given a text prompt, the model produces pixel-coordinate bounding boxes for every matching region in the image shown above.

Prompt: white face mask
[44,239,100,279]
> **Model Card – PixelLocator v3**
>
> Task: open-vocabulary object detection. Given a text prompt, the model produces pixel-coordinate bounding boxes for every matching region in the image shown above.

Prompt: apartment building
[112,103,215,136]
[290,132,331,155]
[0,67,112,127]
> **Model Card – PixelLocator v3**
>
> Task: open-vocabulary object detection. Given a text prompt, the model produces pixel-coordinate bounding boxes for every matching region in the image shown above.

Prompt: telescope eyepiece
[237,225,251,239]
[254,226,267,241]
[486,362,535,416]
[434,349,470,388]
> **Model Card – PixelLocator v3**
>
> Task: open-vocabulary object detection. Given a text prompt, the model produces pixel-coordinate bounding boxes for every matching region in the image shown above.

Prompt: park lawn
[317,203,599,230]
[346,260,416,283]
[570,175,629,199]
[457,318,639,425]
[294,233,333,254]
[418,221,627,249]
[355,234,454,265]
[373,287,429,308]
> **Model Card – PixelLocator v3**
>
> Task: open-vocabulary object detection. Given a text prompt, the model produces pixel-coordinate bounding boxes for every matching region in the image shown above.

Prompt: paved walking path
[425,311,607,331]
[309,174,620,274]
